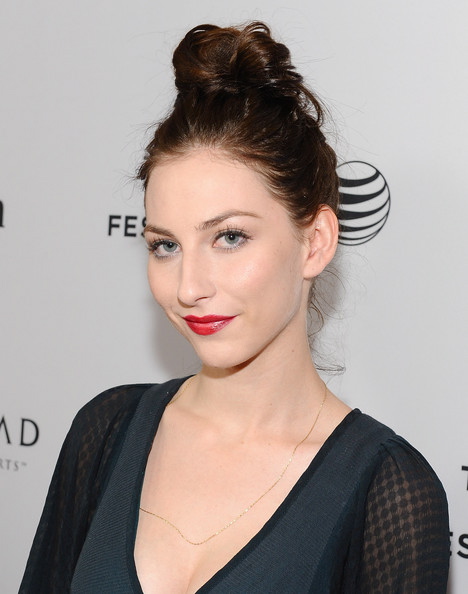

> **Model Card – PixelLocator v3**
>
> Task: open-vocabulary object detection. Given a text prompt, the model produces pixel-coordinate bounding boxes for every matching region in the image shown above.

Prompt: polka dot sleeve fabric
[357,439,450,593]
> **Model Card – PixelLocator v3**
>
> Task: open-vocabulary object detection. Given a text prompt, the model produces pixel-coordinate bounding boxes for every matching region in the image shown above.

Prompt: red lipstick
[183,315,236,336]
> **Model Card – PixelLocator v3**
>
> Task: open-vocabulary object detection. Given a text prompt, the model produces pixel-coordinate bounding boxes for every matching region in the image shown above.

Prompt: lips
[183,315,236,336]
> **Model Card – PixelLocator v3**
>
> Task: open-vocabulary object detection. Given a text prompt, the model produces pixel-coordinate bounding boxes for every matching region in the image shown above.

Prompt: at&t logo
[337,161,390,245]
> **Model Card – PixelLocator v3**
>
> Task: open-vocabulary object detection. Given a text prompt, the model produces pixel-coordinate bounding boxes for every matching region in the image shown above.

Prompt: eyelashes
[214,227,251,250]
[146,239,180,259]
[146,227,252,260]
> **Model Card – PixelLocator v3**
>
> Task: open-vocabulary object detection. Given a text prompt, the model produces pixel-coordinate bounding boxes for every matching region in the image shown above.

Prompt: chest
[134,420,324,593]
[70,397,381,593]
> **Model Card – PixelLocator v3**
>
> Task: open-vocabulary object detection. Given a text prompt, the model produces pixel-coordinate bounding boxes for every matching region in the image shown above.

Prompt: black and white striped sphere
[337,161,390,245]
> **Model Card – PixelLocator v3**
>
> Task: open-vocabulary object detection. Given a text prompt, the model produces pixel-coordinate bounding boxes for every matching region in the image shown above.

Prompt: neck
[185,335,325,436]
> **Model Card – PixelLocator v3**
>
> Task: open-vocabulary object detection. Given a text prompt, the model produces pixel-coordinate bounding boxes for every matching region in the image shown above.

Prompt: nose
[177,251,216,306]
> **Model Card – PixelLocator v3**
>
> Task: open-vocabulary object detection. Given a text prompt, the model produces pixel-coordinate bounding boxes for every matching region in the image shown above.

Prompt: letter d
[20,418,39,446]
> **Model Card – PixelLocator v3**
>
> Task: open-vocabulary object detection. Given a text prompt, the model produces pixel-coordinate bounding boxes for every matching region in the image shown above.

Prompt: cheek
[147,261,171,309]
[228,243,304,300]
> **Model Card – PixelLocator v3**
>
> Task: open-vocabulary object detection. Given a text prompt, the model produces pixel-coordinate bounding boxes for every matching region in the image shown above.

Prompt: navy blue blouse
[20,378,450,593]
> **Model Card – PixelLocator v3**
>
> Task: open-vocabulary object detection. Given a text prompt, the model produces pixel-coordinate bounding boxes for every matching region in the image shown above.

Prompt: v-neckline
[126,378,360,594]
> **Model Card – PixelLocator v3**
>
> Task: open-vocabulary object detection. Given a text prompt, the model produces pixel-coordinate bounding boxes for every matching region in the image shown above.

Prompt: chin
[190,337,274,373]
[194,349,251,372]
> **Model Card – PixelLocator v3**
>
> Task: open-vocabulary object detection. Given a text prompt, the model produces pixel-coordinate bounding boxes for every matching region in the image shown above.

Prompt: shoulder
[370,432,449,516]
[351,412,449,546]
[66,383,154,446]
[359,412,446,496]
[74,383,154,427]
[50,381,182,517]
[348,411,442,477]
[67,377,188,451]
[50,384,158,496]
[341,410,448,512]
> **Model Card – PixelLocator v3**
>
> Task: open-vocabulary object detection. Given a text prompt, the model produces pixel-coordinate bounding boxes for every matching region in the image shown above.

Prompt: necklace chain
[139,377,328,546]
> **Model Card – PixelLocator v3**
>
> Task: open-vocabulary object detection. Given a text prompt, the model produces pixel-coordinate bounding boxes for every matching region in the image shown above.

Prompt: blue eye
[148,239,180,259]
[215,229,250,250]
[224,232,242,245]
[161,241,178,252]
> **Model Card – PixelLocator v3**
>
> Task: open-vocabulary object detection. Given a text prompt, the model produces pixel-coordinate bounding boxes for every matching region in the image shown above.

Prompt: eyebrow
[144,210,261,236]
[143,224,175,238]
[196,210,261,231]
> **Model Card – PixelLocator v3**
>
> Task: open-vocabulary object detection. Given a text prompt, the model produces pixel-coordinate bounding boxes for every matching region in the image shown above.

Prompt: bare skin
[135,150,352,593]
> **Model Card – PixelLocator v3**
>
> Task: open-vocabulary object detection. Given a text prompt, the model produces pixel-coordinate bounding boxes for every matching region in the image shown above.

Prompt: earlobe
[302,205,339,279]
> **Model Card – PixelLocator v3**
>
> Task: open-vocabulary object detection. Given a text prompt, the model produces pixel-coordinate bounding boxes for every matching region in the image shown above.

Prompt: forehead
[145,149,285,223]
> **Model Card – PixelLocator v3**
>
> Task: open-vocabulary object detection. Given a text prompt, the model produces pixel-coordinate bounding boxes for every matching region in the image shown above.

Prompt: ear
[302,205,339,279]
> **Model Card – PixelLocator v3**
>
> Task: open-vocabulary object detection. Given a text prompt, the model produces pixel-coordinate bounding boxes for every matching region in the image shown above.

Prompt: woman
[20,22,450,593]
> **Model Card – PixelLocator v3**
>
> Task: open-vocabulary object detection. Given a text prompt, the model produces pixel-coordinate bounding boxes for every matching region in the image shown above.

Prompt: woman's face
[144,149,312,371]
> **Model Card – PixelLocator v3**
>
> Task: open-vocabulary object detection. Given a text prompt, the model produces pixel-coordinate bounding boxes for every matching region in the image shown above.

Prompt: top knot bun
[173,22,303,98]
[139,20,339,243]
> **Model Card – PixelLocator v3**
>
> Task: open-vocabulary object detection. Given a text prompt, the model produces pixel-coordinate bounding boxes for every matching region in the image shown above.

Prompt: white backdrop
[1,1,467,592]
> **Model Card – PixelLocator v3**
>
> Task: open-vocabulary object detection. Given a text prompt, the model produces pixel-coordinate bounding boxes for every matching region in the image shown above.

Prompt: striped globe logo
[337,161,390,245]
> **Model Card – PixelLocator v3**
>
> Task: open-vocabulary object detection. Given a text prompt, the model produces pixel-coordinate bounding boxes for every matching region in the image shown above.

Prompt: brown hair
[138,21,339,228]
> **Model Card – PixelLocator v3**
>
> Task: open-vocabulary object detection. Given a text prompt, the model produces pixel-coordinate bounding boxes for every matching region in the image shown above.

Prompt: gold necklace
[139,377,328,546]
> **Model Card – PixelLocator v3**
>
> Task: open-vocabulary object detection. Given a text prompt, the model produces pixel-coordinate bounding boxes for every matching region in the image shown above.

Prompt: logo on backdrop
[337,161,390,245]
[108,215,146,237]
[0,415,40,472]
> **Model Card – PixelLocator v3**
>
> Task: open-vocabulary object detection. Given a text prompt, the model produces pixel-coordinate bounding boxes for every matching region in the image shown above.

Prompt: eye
[214,229,250,250]
[147,239,180,259]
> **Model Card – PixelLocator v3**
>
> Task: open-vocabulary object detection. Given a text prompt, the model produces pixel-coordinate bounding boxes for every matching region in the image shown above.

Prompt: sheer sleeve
[357,438,450,593]
[19,384,151,594]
